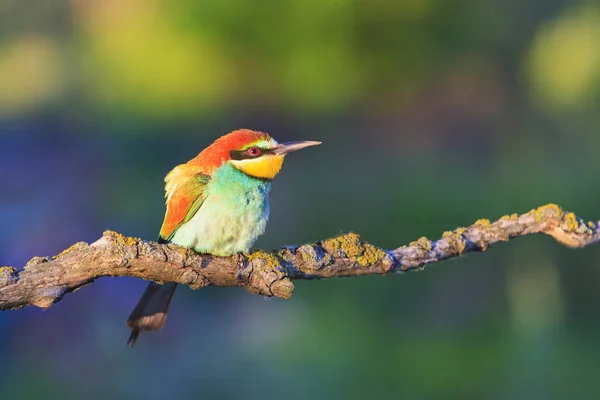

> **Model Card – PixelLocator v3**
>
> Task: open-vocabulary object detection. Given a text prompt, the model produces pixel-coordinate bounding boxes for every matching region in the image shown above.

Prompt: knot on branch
[179,269,210,290]
[239,251,294,299]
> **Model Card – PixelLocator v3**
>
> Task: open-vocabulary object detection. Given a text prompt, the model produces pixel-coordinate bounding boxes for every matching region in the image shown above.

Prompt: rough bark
[1,204,598,311]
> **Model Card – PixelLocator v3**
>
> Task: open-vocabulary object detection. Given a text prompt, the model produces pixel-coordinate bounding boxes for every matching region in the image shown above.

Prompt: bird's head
[191,129,321,179]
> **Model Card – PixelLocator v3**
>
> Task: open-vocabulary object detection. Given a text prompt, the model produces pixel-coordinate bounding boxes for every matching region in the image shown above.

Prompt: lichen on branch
[0,204,598,311]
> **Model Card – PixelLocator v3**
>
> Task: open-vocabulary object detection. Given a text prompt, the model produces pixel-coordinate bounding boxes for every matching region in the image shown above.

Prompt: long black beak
[273,141,321,155]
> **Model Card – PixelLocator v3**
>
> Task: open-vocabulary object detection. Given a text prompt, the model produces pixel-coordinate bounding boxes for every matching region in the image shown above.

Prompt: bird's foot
[234,253,246,270]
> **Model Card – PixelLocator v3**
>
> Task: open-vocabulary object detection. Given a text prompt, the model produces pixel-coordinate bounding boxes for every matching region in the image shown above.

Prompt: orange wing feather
[159,164,210,241]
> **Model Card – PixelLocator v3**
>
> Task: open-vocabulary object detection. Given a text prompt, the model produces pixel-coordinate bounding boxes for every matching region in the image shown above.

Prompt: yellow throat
[230,154,285,180]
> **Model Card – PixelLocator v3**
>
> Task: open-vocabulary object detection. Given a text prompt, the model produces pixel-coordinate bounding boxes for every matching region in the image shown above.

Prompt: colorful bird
[126,129,320,346]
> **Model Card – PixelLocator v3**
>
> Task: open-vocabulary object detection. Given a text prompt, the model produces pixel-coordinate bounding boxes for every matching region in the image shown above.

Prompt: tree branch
[1,204,598,311]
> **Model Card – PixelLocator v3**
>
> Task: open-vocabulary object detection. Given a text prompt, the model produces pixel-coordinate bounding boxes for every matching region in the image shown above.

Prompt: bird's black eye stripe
[229,147,273,160]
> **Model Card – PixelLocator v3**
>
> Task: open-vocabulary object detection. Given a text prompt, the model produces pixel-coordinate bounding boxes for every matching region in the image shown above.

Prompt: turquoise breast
[171,163,271,256]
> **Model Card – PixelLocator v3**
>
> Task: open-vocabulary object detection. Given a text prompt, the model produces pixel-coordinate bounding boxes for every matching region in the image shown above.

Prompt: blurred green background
[1,0,600,398]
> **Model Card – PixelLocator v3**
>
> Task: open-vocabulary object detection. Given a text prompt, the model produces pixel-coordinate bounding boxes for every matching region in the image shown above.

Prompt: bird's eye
[246,146,261,157]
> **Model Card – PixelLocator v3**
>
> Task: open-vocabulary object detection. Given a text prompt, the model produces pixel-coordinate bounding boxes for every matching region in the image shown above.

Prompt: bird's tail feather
[126,282,178,347]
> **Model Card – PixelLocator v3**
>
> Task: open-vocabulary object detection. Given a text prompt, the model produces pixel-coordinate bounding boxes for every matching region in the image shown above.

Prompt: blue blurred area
[1,0,600,398]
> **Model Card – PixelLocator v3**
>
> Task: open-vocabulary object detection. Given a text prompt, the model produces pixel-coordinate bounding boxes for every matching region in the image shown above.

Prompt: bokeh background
[1,0,600,398]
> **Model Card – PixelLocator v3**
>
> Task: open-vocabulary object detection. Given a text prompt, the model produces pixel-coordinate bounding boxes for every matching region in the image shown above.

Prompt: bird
[126,129,320,346]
